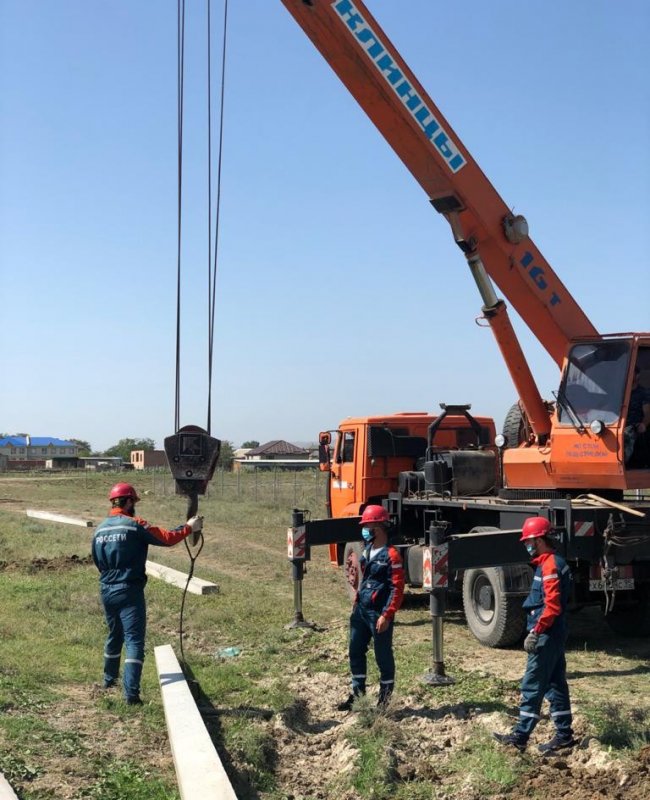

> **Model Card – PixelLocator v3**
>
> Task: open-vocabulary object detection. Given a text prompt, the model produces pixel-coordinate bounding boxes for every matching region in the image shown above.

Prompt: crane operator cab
[548,336,650,483]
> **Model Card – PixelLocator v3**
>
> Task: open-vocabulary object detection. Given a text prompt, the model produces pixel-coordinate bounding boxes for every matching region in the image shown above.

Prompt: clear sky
[1,1,649,452]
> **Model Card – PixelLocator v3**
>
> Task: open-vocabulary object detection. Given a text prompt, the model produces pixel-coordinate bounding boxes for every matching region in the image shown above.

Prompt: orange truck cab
[319,407,496,564]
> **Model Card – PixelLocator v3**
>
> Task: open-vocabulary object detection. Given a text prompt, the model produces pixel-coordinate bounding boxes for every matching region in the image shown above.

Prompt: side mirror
[318,431,332,472]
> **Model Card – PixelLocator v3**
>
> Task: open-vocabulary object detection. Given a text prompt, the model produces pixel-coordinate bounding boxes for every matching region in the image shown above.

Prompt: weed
[586,702,650,750]
[441,728,525,794]
[79,762,177,800]
[0,752,38,783]
[347,722,396,799]
[224,717,277,791]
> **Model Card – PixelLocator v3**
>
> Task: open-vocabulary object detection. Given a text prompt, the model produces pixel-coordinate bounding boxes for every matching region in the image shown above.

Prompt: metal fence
[0,466,329,508]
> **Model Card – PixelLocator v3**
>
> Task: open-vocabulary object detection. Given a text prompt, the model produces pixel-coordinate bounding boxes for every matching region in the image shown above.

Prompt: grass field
[1,470,649,799]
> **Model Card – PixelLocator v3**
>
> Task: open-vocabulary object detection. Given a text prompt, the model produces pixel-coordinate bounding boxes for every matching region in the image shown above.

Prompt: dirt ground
[2,491,649,799]
[255,670,650,800]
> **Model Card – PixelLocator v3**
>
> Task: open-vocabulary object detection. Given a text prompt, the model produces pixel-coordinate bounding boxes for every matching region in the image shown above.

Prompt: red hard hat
[360,505,389,525]
[520,517,551,541]
[108,482,140,502]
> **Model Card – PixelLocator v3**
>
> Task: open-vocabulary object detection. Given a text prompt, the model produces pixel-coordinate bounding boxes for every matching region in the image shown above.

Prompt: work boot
[492,732,527,752]
[126,695,143,706]
[538,733,576,754]
[336,690,364,712]
[103,679,116,690]
[377,688,393,711]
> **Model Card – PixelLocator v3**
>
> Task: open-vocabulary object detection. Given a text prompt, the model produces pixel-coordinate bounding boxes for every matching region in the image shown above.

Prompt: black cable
[179,531,205,671]
[174,0,186,433]
[206,0,229,435]
[175,0,229,674]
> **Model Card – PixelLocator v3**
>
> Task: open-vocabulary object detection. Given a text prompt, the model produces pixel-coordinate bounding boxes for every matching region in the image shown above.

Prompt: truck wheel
[502,403,529,448]
[462,565,527,647]
[604,587,650,637]
[343,541,363,602]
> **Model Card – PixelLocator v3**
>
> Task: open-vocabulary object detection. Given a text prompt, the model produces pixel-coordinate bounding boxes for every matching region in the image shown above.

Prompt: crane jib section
[281,0,599,365]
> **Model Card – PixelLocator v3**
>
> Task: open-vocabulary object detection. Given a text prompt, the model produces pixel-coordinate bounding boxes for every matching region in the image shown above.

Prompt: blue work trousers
[101,584,146,700]
[514,633,572,739]
[349,604,395,697]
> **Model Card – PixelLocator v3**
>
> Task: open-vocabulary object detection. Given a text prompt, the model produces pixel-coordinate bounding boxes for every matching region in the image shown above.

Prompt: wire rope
[174,0,186,433]
[174,0,229,675]
[207,0,229,435]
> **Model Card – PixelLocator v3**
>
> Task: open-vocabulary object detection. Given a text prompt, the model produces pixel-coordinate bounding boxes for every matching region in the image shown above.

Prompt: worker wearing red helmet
[91,482,203,705]
[337,504,405,712]
[493,517,575,753]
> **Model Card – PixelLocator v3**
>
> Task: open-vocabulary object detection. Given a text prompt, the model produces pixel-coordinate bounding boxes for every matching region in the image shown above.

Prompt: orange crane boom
[280,0,598,369]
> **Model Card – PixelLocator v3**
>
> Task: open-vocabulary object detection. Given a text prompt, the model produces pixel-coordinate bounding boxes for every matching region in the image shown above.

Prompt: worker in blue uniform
[493,517,575,753]
[92,482,203,705]
[338,505,405,712]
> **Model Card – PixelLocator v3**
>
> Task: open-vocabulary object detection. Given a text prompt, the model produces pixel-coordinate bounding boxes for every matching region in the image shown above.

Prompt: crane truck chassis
[287,405,650,648]
[280,0,650,650]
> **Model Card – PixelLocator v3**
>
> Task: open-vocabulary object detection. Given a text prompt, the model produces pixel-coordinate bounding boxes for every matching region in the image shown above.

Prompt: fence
[151,467,328,507]
[1,467,329,509]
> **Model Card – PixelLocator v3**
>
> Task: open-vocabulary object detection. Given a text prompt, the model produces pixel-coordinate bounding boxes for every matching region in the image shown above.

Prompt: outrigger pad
[164,425,221,496]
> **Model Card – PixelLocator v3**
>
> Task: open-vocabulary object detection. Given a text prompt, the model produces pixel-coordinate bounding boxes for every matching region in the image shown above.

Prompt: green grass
[442,728,525,794]
[584,702,650,750]
[78,763,176,800]
[1,472,649,798]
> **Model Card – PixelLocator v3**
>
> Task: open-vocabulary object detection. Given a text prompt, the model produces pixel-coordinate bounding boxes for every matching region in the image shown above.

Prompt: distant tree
[70,438,92,456]
[241,440,259,449]
[217,440,235,469]
[104,437,156,462]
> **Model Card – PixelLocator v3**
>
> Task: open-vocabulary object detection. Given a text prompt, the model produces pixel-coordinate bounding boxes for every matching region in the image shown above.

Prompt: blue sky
[1,1,648,452]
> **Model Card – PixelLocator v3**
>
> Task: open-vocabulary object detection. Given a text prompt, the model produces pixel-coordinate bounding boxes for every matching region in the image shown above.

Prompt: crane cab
[503,335,650,492]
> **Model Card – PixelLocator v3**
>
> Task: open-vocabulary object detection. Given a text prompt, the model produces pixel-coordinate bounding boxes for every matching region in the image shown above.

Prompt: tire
[461,527,527,647]
[502,402,529,448]
[342,541,364,602]
[604,587,650,637]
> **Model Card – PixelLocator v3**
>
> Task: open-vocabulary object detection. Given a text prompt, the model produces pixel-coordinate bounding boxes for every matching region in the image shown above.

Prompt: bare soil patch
[247,670,650,800]
[0,554,93,572]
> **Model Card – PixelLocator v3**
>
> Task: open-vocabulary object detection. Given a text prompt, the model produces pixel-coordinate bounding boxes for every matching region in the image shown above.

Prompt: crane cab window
[337,431,356,463]
[625,348,650,469]
[559,341,630,426]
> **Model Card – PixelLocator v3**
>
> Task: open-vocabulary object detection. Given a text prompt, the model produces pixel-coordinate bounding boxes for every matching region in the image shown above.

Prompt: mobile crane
[282,0,650,647]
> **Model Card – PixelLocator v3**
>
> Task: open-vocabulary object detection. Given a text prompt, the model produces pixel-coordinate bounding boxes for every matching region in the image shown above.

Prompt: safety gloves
[186,515,204,534]
[523,631,539,654]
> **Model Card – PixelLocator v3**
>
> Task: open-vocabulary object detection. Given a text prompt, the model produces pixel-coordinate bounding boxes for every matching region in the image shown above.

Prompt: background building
[130,450,168,470]
[233,440,318,471]
[0,436,79,470]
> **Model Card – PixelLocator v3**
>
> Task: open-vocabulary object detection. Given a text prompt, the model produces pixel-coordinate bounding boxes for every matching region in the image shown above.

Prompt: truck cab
[319,408,496,564]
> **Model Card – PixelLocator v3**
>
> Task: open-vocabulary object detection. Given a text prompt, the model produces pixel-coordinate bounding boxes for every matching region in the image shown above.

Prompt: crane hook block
[163,425,221,497]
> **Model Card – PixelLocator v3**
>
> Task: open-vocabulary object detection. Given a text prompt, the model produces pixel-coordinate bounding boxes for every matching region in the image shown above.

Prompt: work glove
[186,515,204,534]
[523,631,539,654]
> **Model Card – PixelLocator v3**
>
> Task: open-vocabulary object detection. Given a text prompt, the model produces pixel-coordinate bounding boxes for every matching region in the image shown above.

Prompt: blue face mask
[525,542,537,558]
[362,527,375,543]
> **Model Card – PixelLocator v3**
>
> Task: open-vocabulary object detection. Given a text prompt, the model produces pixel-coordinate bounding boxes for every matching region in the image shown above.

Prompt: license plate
[589,578,635,591]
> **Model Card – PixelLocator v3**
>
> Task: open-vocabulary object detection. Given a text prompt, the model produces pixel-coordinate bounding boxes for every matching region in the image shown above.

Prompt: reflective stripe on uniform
[125,658,143,665]
[104,653,121,659]
[551,709,572,717]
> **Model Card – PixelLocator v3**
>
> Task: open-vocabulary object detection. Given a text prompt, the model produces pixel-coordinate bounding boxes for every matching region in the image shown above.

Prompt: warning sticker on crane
[432,542,449,588]
[574,521,595,538]
[287,526,306,559]
[422,547,432,591]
